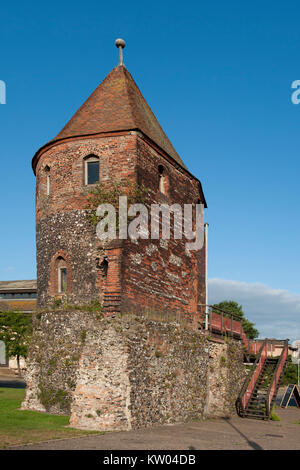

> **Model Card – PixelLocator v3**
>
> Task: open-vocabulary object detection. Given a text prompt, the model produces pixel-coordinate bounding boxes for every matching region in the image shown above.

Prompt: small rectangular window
[59,267,67,293]
[44,166,51,195]
[47,174,51,196]
[87,161,99,185]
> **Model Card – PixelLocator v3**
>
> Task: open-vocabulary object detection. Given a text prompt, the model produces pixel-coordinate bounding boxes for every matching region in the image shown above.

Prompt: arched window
[158,165,166,194]
[49,250,72,297]
[57,256,67,293]
[84,155,100,185]
[100,258,108,278]
[44,165,51,196]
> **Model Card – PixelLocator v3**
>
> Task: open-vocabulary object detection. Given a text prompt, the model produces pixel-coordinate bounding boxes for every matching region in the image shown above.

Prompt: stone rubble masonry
[26,67,244,432]
[35,131,206,319]
[22,311,246,431]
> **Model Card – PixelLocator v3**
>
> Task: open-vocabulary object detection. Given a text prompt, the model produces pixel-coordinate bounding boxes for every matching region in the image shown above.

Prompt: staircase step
[247,404,262,408]
[244,413,266,419]
[247,404,263,408]
[246,409,266,414]
[238,340,289,420]
[249,396,267,401]
[244,410,266,415]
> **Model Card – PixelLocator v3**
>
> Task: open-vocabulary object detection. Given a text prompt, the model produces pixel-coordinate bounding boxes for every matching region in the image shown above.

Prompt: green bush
[270,408,281,421]
[281,357,298,385]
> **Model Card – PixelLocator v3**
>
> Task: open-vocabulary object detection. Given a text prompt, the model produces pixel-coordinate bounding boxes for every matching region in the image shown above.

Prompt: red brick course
[34,64,206,319]
[35,131,206,320]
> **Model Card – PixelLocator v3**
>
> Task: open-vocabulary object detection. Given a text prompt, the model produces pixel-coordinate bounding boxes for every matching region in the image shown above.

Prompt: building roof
[32,65,187,172]
[0,280,37,292]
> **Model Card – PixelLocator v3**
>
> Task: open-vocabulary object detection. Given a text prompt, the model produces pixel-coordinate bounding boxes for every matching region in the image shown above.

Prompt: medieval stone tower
[32,40,207,319]
[23,42,245,430]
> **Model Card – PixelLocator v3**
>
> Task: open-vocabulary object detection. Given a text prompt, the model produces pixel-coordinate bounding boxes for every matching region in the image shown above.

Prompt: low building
[0,280,37,371]
[0,280,37,313]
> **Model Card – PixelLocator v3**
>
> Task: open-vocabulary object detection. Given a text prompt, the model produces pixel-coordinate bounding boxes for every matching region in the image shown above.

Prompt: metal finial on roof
[115,38,126,66]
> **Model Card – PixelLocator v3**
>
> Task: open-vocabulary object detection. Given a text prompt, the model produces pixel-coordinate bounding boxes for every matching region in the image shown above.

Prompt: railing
[198,304,288,355]
[265,339,289,417]
[198,305,286,358]
[198,304,244,339]
[243,339,285,358]
[198,304,257,354]
[198,305,257,354]
[198,305,289,418]
[236,339,268,416]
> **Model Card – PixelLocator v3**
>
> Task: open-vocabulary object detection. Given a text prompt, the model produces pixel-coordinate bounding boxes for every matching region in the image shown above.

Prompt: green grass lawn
[0,388,100,448]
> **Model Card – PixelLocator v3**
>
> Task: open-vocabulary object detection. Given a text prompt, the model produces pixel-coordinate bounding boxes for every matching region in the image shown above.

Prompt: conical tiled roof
[50,66,186,169]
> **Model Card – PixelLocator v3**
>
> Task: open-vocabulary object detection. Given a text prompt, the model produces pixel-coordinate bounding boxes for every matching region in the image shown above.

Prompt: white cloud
[208,278,300,342]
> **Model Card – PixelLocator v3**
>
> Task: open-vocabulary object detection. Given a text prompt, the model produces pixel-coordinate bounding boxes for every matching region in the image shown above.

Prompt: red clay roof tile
[52,65,187,169]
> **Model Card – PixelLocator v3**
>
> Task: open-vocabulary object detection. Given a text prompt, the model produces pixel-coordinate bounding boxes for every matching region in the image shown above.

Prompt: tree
[281,356,298,385]
[212,300,259,339]
[0,311,32,376]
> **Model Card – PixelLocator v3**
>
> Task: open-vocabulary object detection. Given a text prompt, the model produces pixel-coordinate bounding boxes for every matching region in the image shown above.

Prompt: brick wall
[121,133,205,318]
[35,134,137,308]
[35,131,205,318]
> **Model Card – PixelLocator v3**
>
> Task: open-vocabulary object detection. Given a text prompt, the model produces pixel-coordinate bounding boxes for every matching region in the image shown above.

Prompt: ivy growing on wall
[85,178,149,232]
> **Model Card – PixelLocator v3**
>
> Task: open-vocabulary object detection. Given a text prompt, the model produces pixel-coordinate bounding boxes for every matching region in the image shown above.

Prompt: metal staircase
[197,305,289,420]
[236,339,289,420]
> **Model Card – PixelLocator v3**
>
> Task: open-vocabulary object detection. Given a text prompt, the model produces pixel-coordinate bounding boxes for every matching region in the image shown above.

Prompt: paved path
[0,375,26,389]
[13,408,300,450]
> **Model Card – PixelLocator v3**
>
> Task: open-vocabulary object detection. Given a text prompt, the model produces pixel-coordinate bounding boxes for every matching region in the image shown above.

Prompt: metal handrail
[198,304,244,339]
[265,339,289,417]
[198,305,279,360]
[236,338,268,416]
[198,304,290,418]
[205,304,242,322]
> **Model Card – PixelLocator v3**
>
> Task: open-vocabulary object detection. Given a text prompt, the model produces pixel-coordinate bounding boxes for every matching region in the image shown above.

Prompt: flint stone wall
[22,310,245,431]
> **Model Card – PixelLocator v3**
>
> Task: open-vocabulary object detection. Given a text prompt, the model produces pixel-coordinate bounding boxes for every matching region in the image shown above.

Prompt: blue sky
[1,0,300,339]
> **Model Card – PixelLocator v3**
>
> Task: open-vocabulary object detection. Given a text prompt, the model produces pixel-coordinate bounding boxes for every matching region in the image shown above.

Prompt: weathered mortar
[22,310,245,430]
[22,310,98,414]
[37,210,99,309]
[206,338,245,417]
[35,133,206,317]
[25,63,245,432]
[121,134,206,316]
